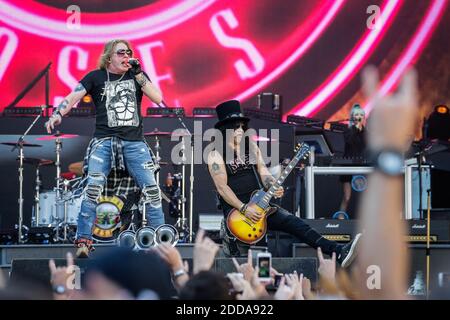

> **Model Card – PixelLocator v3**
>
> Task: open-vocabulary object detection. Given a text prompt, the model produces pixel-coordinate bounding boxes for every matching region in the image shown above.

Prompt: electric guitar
[226,143,310,244]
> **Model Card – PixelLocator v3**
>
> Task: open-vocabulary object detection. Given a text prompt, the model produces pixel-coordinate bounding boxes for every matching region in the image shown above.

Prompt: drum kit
[1,132,84,243]
[1,128,193,245]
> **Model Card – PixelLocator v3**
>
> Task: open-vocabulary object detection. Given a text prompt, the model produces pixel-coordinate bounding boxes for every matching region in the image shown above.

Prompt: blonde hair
[98,39,133,70]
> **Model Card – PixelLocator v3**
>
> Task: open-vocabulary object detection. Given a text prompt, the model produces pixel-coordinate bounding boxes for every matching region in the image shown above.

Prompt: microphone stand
[142,68,194,242]
[11,105,48,243]
[155,100,194,243]
[7,63,52,243]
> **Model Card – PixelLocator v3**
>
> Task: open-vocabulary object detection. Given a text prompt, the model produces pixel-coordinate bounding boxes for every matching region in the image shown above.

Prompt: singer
[339,103,367,214]
[44,39,165,257]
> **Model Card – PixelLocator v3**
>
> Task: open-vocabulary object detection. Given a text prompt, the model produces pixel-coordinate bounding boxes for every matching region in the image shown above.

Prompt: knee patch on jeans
[85,173,105,202]
[142,185,162,208]
[86,184,103,203]
[143,161,156,171]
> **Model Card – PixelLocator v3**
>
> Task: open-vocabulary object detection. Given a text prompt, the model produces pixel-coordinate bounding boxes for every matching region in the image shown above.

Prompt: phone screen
[258,256,271,278]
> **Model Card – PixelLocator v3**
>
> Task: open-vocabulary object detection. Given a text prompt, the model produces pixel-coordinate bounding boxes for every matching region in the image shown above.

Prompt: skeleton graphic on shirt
[105,79,139,127]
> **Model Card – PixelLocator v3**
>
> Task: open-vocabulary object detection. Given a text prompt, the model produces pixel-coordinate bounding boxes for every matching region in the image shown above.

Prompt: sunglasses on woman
[115,49,133,57]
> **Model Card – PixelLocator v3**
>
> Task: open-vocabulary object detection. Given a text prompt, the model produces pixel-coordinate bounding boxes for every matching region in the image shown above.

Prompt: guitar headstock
[294,143,310,160]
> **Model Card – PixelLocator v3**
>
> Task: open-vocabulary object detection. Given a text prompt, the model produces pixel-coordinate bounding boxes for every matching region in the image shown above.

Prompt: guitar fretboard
[259,145,309,208]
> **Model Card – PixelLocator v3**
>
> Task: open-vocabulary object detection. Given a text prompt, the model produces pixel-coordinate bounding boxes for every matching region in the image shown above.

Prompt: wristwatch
[371,150,404,176]
[173,268,186,279]
[53,285,66,295]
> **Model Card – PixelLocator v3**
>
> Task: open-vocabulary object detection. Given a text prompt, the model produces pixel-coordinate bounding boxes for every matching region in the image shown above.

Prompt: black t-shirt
[219,152,261,215]
[80,69,147,141]
[343,126,366,157]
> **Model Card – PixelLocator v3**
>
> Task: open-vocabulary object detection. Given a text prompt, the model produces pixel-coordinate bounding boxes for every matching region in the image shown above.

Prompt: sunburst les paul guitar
[226,143,310,244]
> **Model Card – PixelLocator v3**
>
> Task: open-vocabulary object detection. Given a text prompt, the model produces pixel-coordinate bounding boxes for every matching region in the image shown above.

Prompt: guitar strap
[251,164,264,189]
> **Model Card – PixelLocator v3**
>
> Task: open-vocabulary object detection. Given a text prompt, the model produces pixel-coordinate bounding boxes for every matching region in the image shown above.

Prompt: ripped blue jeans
[76,139,164,240]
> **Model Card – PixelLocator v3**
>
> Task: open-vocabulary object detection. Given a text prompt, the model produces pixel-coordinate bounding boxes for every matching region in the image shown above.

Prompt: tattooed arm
[55,83,87,117]
[253,142,284,197]
[46,83,87,133]
[136,73,163,104]
[207,151,245,211]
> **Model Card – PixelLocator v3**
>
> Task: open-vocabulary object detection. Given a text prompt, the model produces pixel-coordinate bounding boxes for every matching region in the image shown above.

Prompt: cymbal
[1,141,42,147]
[36,133,79,141]
[172,130,192,137]
[144,130,172,137]
[18,157,54,166]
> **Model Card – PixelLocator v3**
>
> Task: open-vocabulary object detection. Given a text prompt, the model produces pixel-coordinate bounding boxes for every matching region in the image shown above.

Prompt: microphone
[127,58,139,67]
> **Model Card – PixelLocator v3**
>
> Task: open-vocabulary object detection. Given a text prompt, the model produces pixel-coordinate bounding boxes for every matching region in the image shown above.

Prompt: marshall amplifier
[305,219,357,242]
[267,219,357,257]
[406,220,450,243]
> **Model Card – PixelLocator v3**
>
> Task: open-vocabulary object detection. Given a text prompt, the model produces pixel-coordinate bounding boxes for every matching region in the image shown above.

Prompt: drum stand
[154,136,161,185]
[32,165,42,227]
[171,112,195,243]
[174,139,189,241]
[53,134,68,242]
[55,177,81,243]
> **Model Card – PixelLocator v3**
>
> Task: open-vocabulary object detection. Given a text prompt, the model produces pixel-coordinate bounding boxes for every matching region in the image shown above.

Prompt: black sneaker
[337,233,362,268]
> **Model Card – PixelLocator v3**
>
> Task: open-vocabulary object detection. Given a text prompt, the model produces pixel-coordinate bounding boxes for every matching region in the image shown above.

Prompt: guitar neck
[260,156,303,207]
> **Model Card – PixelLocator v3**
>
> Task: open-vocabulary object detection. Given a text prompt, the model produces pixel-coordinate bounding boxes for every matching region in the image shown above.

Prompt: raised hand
[48,252,76,299]
[227,273,257,300]
[232,248,255,281]
[284,271,305,300]
[363,66,419,152]
[193,229,219,274]
[317,247,336,281]
[152,242,184,272]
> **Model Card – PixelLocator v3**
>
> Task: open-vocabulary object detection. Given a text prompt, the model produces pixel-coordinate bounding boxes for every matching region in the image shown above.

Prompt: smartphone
[257,252,272,282]
[273,274,283,288]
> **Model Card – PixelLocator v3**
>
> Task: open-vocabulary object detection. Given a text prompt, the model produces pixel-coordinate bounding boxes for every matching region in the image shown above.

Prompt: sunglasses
[114,49,133,57]
[233,122,248,131]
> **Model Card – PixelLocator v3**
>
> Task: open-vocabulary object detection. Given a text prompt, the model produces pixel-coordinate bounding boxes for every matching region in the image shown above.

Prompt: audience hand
[193,229,219,274]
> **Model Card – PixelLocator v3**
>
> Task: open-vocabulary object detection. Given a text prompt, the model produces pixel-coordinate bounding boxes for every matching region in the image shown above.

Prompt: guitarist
[207,100,361,267]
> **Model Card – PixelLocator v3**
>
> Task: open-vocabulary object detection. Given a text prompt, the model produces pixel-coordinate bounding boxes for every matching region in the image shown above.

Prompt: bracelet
[52,110,62,119]
[239,203,247,214]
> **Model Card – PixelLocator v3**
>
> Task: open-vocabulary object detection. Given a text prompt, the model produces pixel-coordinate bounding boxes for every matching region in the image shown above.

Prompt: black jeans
[267,205,341,256]
[223,205,341,257]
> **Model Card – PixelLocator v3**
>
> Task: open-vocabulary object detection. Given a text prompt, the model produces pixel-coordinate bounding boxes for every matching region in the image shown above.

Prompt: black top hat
[214,100,250,129]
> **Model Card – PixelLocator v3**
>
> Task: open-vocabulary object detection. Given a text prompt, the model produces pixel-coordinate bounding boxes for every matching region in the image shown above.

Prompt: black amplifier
[270,219,450,246]
[406,220,450,243]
